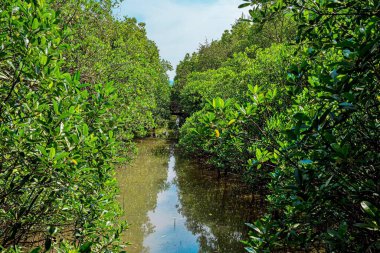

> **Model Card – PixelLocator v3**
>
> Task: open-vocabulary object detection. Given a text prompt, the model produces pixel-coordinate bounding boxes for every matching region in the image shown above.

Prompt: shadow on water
[116,138,264,253]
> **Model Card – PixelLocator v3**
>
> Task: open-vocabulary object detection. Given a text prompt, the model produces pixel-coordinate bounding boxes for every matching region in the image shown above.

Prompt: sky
[113,0,246,80]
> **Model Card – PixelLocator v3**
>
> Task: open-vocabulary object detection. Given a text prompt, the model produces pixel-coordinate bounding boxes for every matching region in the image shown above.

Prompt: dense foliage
[53,0,171,136]
[171,16,296,116]
[176,0,379,252]
[0,0,170,251]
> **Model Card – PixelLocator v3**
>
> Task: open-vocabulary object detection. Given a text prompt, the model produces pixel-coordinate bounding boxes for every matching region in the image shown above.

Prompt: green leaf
[324,176,333,188]
[49,147,56,160]
[54,152,69,161]
[331,143,341,153]
[32,18,39,29]
[255,148,262,161]
[37,145,48,156]
[245,223,262,234]
[215,97,225,109]
[244,247,256,253]
[30,247,41,253]
[239,3,251,9]
[79,242,92,253]
[40,54,47,65]
[83,123,89,136]
[354,222,379,231]
[361,201,377,218]
[208,112,216,122]
[53,100,59,114]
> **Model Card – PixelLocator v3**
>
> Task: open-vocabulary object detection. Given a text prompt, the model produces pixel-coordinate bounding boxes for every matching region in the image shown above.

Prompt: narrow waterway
[117,138,262,253]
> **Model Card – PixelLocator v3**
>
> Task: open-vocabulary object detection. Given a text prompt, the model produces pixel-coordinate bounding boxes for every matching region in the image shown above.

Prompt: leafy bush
[178,0,379,252]
[0,0,169,250]
[239,0,380,251]
[179,44,295,115]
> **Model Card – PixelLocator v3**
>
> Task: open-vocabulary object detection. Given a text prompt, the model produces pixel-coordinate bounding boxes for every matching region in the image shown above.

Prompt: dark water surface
[117,138,262,253]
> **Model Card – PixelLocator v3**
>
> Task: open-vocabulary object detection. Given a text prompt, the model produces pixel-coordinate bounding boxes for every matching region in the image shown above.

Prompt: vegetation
[176,0,379,252]
[0,0,170,251]
[171,15,296,114]
[1,0,379,251]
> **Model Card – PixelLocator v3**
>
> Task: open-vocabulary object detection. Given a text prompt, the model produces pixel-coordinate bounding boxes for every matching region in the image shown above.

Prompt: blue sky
[113,0,246,80]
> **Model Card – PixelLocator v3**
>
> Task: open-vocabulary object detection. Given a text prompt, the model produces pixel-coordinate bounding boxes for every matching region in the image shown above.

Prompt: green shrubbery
[179,42,296,182]
[0,0,169,251]
[179,44,295,115]
[176,0,379,252]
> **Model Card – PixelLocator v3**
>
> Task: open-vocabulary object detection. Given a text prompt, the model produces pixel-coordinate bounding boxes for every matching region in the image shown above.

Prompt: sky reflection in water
[143,154,199,253]
[117,139,261,253]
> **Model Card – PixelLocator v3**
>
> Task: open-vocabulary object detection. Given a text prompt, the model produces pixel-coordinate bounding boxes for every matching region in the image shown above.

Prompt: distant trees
[171,16,296,116]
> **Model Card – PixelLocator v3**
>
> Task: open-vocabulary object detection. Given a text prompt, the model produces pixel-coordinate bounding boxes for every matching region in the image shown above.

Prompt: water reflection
[117,139,170,253]
[174,155,263,252]
[143,152,199,253]
[117,139,262,253]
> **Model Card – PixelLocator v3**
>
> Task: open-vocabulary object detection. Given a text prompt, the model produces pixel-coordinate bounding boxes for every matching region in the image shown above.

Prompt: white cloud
[114,0,246,80]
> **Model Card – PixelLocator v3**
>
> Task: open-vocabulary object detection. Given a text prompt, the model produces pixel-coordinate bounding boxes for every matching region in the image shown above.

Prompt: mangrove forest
[0,0,379,252]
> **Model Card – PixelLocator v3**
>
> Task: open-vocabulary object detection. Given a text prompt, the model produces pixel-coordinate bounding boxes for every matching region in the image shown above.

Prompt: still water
[117,138,262,253]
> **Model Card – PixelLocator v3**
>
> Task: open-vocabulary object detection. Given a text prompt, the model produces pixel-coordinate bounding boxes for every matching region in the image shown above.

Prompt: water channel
[117,138,263,253]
